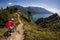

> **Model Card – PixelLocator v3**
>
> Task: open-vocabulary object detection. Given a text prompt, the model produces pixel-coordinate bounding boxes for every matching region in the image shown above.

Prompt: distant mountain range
[9,5,53,15]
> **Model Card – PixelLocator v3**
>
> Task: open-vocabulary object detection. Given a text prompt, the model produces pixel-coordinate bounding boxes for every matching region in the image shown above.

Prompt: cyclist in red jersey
[6,18,15,33]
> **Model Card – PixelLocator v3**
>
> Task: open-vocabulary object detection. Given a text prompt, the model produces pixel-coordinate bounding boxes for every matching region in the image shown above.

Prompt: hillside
[0,6,60,40]
[36,13,60,31]
[21,13,60,40]
[6,13,24,40]
[0,7,19,39]
[17,11,60,40]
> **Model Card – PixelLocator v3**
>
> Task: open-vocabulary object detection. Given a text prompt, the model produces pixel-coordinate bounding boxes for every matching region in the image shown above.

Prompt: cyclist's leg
[11,25,16,32]
[8,26,13,33]
[12,25,16,30]
[9,26,16,33]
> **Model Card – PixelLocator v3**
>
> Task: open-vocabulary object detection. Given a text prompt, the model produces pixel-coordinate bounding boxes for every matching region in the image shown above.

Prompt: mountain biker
[6,18,15,33]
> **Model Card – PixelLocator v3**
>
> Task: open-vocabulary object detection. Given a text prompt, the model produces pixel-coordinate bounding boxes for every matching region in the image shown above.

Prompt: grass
[0,11,60,40]
[20,14,60,40]
[0,27,8,37]
[23,22,60,40]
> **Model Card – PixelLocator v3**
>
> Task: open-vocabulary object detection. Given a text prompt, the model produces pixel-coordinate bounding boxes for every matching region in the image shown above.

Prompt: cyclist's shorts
[9,26,14,30]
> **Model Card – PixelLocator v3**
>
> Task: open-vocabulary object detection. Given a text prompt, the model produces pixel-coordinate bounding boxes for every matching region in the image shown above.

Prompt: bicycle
[3,26,16,40]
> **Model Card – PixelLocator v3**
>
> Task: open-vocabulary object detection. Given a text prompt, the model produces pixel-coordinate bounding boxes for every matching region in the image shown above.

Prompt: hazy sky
[0,0,60,15]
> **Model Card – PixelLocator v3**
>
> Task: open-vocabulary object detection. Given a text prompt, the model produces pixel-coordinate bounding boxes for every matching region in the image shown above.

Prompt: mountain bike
[3,26,16,40]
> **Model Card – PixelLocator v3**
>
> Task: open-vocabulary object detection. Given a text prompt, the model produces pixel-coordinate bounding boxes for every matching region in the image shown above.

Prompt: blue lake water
[32,13,53,21]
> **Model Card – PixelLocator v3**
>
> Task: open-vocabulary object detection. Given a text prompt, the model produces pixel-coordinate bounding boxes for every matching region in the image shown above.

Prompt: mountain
[8,5,53,21]
[26,7,53,15]
[9,5,53,15]
[36,13,60,31]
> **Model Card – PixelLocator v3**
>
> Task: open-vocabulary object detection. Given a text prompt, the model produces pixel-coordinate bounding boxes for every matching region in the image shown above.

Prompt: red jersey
[6,20,14,28]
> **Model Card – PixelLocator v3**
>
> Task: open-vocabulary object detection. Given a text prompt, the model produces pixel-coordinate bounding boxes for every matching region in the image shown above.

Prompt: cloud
[8,2,12,5]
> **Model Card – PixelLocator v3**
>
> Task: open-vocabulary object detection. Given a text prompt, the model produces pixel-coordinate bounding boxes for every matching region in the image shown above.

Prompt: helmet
[11,18,14,21]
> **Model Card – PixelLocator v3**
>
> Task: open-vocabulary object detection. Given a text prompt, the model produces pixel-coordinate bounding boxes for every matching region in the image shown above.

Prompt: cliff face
[36,13,60,31]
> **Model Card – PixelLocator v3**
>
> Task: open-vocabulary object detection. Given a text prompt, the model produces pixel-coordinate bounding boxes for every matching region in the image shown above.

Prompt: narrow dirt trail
[7,13,24,40]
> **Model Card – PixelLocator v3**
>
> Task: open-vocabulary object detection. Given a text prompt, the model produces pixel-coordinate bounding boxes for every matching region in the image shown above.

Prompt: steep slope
[1,10,60,40]
[22,20,60,40]
[0,7,19,38]
[18,11,60,40]
[0,6,60,40]
[36,13,60,31]
[6,13,24,40]
[0,7,25,40]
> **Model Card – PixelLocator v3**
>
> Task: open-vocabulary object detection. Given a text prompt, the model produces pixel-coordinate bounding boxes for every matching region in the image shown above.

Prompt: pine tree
[27,11,32,21]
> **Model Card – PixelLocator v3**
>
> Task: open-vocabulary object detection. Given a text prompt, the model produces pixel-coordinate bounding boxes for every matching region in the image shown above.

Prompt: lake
[32,13,53,21]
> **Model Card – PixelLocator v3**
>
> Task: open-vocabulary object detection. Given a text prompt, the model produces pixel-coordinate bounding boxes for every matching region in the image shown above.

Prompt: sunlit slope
[18,11,60,40]
[0,6,60,40]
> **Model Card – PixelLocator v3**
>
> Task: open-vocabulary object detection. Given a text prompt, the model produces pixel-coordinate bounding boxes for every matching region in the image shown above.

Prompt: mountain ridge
[8,5,53,15]
[36,13,60,31]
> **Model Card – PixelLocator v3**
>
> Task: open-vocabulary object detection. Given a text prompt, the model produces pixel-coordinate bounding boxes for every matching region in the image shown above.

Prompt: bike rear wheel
[3,31,11,39]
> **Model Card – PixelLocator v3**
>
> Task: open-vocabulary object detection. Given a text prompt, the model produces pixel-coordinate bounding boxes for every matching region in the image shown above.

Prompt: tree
[27,11,32,21]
